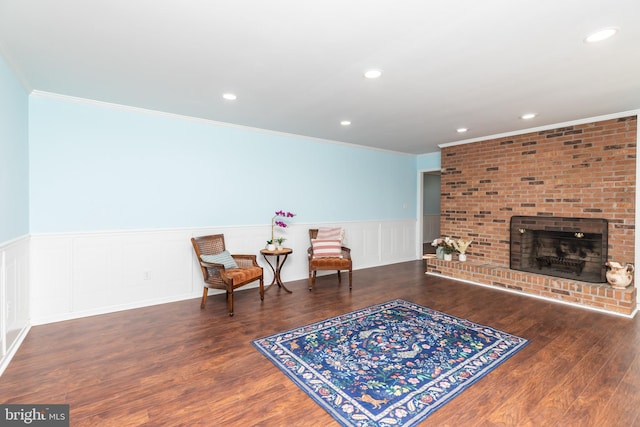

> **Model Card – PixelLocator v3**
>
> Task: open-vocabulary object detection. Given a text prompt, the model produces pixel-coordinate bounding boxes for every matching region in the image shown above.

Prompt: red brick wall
[431,115,637,315]
[440,115,636,266]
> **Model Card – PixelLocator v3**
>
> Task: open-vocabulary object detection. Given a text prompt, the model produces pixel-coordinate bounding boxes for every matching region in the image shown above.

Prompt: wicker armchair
[191,234,264,316]
[307,228,352,291]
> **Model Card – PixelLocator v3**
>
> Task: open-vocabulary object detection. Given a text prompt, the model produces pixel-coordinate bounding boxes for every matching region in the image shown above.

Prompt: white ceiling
[1,1,639,154]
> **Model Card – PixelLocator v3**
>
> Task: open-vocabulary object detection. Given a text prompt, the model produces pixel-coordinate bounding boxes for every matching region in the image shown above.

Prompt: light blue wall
[0,54,29,242]
[416,151,440,171]
[29,95,418,232]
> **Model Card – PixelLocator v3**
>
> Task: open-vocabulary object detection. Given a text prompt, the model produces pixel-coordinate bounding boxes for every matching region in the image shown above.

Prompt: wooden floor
[1,260,639,426]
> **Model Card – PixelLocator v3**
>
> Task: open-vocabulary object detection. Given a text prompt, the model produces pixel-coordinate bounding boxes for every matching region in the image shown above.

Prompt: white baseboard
[0,235,30,376]
[0,324,30,377]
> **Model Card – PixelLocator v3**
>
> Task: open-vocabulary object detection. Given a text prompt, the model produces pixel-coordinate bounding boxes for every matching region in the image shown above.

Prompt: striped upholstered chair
[307,228,352,291]
[191,234,264,316]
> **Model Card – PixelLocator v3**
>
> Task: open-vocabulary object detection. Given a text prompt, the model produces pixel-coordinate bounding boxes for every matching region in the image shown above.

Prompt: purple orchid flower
[271,210,296,243]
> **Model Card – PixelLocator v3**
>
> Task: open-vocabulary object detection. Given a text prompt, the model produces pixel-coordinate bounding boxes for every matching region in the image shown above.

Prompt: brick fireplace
[510,215,608,283]
[425,115,637,315]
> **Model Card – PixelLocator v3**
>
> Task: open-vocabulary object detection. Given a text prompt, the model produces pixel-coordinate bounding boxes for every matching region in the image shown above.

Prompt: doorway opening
[421,171,441,256]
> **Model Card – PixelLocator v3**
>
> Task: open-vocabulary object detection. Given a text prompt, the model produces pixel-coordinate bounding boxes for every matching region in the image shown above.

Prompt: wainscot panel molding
[0,236,30,376]
[29,220,417,325]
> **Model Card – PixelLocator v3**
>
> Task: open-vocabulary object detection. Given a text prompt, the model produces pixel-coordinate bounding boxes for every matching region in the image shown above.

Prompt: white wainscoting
[0,235,30,376]
[29,220,417,325]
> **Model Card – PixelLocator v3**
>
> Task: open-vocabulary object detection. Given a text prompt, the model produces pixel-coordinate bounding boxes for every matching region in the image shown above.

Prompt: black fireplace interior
[510,216,608,283]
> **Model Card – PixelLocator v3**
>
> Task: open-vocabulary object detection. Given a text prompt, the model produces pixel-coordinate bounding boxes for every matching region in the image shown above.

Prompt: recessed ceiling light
[222,93,237,100]
[456,128,468,133]
[364,69,382,79]
[340,120,351,126]
[585,27,618,43]
[520,113,537,120]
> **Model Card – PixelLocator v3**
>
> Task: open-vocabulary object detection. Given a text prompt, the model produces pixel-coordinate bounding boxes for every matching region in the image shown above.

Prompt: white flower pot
[444,253,452,261]
[458,253,467,262]
[267,244,276,251]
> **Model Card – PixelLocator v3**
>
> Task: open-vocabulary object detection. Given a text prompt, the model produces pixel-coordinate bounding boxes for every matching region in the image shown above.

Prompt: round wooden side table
[260,248,293,293]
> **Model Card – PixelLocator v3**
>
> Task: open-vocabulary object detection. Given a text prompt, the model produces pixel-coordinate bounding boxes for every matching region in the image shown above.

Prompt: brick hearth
[426,258,635,315]
[426,115,637,316]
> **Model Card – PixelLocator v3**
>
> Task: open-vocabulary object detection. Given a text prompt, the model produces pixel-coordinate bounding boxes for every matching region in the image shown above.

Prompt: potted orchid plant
[268,210,295,250]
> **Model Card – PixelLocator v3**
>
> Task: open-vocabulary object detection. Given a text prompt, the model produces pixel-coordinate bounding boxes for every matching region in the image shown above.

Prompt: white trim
[0,236,30,377]
[30,90,413,157]
[439,110,640,149]
[0,324,30,377]
[0,325,31,376]
[27,218,411,239]
[426,272,637,319]
[0,234,30,247]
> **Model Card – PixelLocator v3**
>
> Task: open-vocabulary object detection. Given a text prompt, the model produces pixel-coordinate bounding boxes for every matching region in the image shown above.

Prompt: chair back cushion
[201,250,239,269]
[316,227,343,241]
[311,239,343,258]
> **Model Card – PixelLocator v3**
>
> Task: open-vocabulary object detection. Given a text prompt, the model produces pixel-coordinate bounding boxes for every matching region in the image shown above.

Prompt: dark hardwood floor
[1,261,639,426]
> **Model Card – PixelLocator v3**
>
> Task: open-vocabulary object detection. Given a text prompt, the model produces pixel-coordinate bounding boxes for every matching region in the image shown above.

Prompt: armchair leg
[349,270,353,290]
[227,290,234,317]
[259,278,264,301]
[308,271,315,291]
[337,270,342,284]
[201,287,209,309]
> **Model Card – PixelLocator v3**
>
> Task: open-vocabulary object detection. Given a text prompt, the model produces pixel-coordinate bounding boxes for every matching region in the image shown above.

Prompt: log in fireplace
[510,216,608,283]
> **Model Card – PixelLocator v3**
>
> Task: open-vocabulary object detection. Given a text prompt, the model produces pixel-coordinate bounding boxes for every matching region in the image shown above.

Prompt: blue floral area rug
[252,299,529,426]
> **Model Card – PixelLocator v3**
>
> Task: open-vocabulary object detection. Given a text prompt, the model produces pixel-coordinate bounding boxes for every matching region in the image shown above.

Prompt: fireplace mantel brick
[437,115,637,315]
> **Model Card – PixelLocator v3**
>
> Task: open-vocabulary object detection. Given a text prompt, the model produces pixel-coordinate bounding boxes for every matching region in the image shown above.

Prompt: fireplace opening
[510,216,608,283]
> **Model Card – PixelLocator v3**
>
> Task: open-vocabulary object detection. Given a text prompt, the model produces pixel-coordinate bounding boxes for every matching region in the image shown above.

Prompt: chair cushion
[311,239,343,258]
[310,256,351,269]
[316,227,343,240]
[201,250,239,269]
[224,266,263,284]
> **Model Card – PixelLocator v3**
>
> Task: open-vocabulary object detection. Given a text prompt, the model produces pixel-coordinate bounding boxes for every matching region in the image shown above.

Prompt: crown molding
[439,109,640,149]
